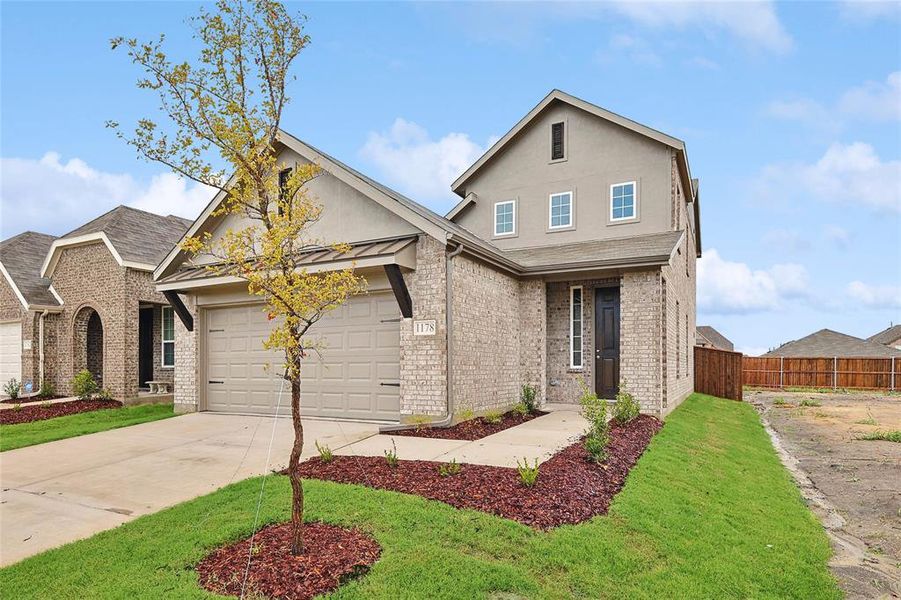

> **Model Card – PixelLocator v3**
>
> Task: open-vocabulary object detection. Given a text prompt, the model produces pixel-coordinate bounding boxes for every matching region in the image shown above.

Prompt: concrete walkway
[0,404,586,566]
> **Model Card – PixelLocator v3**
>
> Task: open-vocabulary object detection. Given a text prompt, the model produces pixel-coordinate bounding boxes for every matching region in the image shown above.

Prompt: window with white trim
[570,286,583,368]
[161,306,175,368]
[611,181,637,221]
[494,200,515,236]
[549,192,572,229]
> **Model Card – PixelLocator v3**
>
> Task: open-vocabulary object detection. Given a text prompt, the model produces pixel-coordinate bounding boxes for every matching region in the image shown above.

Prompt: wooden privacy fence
[742,356,899,391]
[694,346,743,400]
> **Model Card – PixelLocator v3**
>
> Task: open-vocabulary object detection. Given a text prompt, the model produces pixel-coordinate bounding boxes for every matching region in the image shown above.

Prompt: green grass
[799,398,822,407]
[0,394,840,599]
[0,403,176,452]
[856,430,901,443]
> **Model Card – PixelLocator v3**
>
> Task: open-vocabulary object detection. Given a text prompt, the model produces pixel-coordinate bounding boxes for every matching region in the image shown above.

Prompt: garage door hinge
[380,318,402,323]
[208,380,224,384]
[379,382,400,387]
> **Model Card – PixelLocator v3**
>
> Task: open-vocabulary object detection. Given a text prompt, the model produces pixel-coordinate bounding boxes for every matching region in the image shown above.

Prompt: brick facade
[173,294,199,413]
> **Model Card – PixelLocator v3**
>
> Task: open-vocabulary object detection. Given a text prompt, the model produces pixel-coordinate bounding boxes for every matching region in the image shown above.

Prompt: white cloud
[597,34,662,67]
[698,249,809,314]
[822,225,851,248]
[1,152,213,238]
[360,118,495,208]
[756,142,901,213]
[839,0,901,22]
[838,71,901,122]
[847,281,901,309]
[765,98,841,132]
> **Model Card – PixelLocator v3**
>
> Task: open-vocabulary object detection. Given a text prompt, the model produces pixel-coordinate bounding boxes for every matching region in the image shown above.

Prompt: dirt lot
[746,389,900,598]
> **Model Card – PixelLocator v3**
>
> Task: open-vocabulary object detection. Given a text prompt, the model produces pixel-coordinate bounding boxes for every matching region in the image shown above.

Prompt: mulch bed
[1,395,65,404]
[196,522,380,600]
[391,409,548,441]
[299,414,662,529]
[0,399,122,425]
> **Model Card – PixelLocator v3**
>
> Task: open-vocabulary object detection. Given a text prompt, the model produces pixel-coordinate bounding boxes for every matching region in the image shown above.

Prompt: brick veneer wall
[661,236,696,416]
[173,294,199,413]
[450,253,521,413]
[399,235,448,416]
[518,279,546,404]
[620,270,664,413]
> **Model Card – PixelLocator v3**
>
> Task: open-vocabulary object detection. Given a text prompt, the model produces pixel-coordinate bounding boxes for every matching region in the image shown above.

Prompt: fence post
[833,357,837,390]
[780,357,784,388]
[892,357,896,392]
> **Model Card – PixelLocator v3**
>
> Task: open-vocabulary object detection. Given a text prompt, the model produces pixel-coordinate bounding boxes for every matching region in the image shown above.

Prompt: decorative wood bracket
[163,290,194,332]
[384,264,412,319]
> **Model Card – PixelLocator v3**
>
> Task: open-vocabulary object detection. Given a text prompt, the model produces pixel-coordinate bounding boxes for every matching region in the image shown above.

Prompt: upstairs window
[161,306,175,368]
[611,181,637,221]
[551,121,565,160]
[549,192,573,229]
[571,286,583,368]
[494,200,515,236]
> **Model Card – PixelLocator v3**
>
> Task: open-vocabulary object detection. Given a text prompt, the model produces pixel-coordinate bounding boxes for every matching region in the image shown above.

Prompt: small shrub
[520,384,538,412]
[438,459,461,477]
[41,400,52,408]
[72,370,98,400]
[484,410,503,424]
[512,402,528,417]
[12,402,22,412]
[579,378,610,463]
[857,430,900,443]
[772,398,791,407]
[612,379,640,425]
[409,414,431,430]
[456,408,475,422]
[3,378,20,400]
[384,439,399,468]
[37,380,55,398]
[799,398,821,407]
[98,388,114,402]
[315,441,334,463]
[584,435,607,463]
[516,457,539,487]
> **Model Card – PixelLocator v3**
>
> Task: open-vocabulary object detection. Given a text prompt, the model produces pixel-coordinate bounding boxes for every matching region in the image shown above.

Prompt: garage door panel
[205,293,399,420]
[0,322,22,387]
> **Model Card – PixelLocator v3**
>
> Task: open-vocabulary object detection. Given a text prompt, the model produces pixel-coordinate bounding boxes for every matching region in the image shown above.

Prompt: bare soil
[299,415,661,530]
[746,389,901,598]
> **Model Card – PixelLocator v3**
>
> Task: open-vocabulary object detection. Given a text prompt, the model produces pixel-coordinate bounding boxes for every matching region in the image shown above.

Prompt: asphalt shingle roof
[868,324,901,346]
[0,231,59,306]
[61,206,192,267]
[504,231,683,271]
[763,329,901,358]
[696,325,734,351]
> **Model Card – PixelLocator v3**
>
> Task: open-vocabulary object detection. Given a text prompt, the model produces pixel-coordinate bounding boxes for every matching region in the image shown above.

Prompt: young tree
[109,0,366,554]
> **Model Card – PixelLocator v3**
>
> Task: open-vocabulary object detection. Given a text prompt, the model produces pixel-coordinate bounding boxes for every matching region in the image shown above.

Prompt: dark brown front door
[594,287,620,399]
[138,307,154,388]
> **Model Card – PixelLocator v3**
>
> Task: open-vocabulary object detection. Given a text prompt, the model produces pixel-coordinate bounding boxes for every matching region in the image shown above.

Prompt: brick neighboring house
[155,90,701,420]
[868,324,901,350]
[695,325,734,351]
[0,206,191,399]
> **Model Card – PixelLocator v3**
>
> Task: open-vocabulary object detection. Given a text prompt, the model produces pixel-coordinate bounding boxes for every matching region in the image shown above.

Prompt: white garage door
[205,292,400,420]
[0,321,22,388]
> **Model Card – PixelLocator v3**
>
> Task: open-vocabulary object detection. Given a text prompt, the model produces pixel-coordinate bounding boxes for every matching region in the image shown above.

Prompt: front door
[594,287,620,399]
[138,307,154,388]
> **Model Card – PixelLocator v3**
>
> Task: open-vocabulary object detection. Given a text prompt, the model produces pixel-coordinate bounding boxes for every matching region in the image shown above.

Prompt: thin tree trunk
[289,372,304,555]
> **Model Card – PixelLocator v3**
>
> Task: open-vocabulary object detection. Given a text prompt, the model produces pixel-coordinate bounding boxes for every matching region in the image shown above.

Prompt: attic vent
[551,122,565,160]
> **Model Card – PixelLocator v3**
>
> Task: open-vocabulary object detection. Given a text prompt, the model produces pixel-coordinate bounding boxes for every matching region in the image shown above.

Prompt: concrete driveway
[0,413,378,567]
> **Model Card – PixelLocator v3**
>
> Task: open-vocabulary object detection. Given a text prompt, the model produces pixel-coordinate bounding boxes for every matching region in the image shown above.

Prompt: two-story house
[154,90,701,421]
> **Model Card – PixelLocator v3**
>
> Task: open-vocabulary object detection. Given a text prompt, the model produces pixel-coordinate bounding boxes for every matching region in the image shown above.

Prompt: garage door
[0,321,22,387]
[205,292,400,420]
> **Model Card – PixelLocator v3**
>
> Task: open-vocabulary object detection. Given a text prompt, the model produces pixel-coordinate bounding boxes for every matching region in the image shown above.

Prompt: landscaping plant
[512,402,528,416]
[37,380,55,399]
[438,459,461,477]
[98,388,114,402]
[580,378,610,463]
[4,378,20,400]
[612,379,640,425]
[520,383,538,413]
[315,441,333,463]
[112,0,364,555]
[484,410,503,424]
[384,440,399,468]
[516,457,540,487]
[72,370,98,400]
[456,408,474,422]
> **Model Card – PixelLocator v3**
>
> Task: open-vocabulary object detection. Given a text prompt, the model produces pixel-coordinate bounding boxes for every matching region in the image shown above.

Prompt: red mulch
[1,395,65,404]
[391,409,548,441]
[0,399,123,425]
[299,415,662,529]
[196,522,380,600]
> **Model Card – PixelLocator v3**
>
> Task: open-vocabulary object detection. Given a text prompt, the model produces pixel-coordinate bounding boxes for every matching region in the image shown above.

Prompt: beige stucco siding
[454,102,673,249]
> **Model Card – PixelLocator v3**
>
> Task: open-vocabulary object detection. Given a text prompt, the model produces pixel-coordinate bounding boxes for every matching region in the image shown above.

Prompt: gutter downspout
[381,242,464,433]
[38,309,48,386]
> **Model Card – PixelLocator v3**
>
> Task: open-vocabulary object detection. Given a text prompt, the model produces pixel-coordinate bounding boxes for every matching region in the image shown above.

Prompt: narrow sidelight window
[494,200,515,236]
[571,286,583,368]
[161,306,175,368]
[551,121,565,160]
[549,192,573,229]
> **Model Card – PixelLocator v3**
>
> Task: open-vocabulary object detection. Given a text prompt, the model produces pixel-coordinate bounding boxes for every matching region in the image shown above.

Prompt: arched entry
[73,306,103,387]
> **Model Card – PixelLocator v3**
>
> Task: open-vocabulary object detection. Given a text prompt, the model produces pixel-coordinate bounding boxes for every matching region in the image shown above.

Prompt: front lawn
[0,394,839,598]
[0,402,175,452]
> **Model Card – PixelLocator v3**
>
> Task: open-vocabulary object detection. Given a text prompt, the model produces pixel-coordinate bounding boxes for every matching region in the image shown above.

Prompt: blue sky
[1,1,899,354]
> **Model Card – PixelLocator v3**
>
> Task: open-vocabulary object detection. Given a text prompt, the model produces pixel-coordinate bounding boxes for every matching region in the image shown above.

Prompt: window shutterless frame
[493,200,516,236]
[548,191,573,229]
[161,306,175,368]
[570,286,583,368]
[610,180,638,222]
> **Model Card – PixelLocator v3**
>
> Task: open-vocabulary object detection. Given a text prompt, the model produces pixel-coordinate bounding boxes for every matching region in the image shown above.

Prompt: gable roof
[868,324,901,346]
[763,329,901,358]
[696,325,733,351]
[43,206,192,278]
[0,231,61,309]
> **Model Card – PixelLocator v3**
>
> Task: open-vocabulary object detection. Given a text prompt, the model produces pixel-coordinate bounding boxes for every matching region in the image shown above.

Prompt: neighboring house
[868,324,901,350]
[763,329,901,358]
[695,325,733,351]
[0,206,191,399]
[155,90,701,420]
